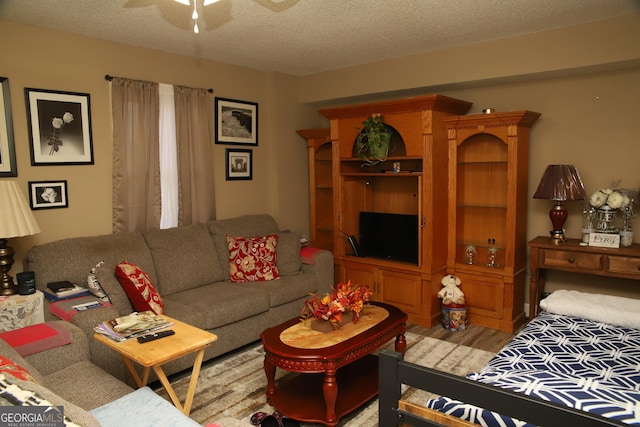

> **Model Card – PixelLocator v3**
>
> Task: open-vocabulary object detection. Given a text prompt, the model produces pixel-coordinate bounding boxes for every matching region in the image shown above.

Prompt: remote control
[137,330,175,343]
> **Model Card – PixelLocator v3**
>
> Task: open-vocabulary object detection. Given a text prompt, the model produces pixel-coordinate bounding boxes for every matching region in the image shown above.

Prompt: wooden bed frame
[378,350,628,427]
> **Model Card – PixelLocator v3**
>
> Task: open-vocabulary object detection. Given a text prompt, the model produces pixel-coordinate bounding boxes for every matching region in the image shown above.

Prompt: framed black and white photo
[225,148,252,181]
[25,88,93,165]
[215,97,258,145]
[28,180,68,210]
[0,77,17,177]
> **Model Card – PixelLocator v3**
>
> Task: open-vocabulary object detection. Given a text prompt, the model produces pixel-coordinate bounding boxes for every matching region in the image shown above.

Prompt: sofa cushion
[276,231,302,275]
[241,273,317,307]
[145,224,225,295]
[208,214,279,279]
[164,282,269,330]
[161,300,208,330]
[44,360,134,411]
[25,231,155,316]
[115,261,164,314]
[227,234,280,282]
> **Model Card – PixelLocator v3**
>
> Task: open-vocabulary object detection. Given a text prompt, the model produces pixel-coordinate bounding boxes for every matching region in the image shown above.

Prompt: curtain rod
[104,75,213,93]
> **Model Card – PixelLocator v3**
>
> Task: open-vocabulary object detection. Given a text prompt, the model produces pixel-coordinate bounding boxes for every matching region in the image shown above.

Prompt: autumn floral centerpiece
[301,280,373,330]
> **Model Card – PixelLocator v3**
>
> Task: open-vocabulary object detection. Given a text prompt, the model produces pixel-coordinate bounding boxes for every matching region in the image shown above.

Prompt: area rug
[157,329,495,427]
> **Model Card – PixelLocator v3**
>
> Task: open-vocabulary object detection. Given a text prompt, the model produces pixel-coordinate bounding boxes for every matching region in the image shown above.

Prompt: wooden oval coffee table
[260,302,407,426]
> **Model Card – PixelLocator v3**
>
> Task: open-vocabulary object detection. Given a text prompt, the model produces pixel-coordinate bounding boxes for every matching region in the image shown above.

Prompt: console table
[528,236,640,318]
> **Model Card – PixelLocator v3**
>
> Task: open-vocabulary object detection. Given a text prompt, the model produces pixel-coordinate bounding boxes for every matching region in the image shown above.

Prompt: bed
[379,290,640,427]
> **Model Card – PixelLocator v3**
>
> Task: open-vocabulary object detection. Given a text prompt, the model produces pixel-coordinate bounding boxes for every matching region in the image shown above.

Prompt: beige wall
[3,13,640,303]
[298,14,640,301]
[1,20,318,274]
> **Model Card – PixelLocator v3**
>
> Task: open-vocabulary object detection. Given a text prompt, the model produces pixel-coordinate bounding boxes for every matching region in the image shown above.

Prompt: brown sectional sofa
[25,214,334,384]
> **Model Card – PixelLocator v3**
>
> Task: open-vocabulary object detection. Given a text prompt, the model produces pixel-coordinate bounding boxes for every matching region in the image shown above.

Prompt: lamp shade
[0,180,41,238]
[533,165,586,201]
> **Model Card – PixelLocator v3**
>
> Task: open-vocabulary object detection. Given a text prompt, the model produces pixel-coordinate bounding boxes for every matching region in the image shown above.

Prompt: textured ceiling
[1,0,639,76]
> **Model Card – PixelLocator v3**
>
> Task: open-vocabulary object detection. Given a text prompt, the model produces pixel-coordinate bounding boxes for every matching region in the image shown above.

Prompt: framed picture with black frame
[215,97,258,146]
[225,148,252,181]
[25,88,94,165]
[28,180,69,210]
[0,77,17,177]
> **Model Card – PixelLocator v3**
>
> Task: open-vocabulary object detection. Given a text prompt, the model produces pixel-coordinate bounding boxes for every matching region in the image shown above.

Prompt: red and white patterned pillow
[0,356,37,382]
[115,261,164,314]
[227,234,280,283]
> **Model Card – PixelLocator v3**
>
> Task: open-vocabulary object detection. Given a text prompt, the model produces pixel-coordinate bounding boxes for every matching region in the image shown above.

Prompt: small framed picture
[25,88,94,165]
[28,180,69,210]
[225,148,252,181]
[215,97,258,145]
[0,77,17,177]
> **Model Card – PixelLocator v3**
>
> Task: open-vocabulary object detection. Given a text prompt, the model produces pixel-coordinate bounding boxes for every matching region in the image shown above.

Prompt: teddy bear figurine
[438,274,466,306]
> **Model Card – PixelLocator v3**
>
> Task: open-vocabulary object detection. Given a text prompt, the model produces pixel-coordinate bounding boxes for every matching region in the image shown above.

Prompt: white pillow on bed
[540,290,640,329]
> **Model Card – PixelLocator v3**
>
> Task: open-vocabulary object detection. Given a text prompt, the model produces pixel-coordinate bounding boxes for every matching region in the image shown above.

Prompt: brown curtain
[111,78,161,233]
[174,85,216,225]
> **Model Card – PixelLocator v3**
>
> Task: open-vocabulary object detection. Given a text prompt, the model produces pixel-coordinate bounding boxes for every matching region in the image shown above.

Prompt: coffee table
[260,302,407,426]
[93,315,217,415]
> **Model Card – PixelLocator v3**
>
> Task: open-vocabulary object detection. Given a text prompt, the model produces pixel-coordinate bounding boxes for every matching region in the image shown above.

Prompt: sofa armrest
[24,321,90,376]
[300,247,334,295]
[67,305,129,382]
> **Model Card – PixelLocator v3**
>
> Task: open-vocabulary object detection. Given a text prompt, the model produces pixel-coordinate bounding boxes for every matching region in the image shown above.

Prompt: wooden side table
[528,236,640,318]
[0,290,45,332]
[94,315,217,415]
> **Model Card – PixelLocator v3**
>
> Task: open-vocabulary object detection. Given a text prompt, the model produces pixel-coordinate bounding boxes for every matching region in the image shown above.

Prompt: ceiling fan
[174,0,221,34]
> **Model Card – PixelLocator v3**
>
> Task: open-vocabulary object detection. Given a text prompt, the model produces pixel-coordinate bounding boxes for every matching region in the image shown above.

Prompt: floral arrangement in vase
[588,184,637,235]
[589,188,632,210]
[301,280,373,329]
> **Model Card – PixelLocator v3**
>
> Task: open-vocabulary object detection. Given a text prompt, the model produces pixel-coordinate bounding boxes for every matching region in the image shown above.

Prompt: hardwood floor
[407,322,519,353]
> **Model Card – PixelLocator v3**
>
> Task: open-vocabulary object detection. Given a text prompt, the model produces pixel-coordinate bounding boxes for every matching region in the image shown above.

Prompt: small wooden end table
[93,315,217,415]
[260,302,407,426]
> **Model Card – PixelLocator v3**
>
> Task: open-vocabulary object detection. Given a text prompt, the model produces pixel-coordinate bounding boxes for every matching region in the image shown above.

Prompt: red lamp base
[548,202,568,244]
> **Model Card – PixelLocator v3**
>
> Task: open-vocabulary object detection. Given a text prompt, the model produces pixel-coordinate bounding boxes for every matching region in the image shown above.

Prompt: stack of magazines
[94,311,173,342]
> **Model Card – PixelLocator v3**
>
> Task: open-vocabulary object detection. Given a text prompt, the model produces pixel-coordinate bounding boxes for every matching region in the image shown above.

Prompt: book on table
[94,311,172,342]
[44,281,92,301]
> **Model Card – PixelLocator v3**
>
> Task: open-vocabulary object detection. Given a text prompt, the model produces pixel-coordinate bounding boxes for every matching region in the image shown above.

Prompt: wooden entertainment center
[299,95,540,332]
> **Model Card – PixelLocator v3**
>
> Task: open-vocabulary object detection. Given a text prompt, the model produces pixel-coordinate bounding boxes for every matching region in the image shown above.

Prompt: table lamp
[533,165,585,244]
[0,180,41,295]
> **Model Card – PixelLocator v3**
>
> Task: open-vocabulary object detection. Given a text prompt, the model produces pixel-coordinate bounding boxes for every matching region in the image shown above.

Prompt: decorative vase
[595,206,620,234]
[310,310,354,333]
[463,245,477,265]
[359,132,391,165]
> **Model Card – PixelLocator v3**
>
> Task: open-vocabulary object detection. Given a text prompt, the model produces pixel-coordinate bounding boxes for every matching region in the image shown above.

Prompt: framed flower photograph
[28,180,69,210]
[0,77,17,177]
[225,148,252,181]
[215,97,258,145]
[25,88,94,165]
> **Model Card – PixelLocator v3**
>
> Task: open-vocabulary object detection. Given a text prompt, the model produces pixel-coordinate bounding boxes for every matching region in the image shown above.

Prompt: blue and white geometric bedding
[426,312,640,426]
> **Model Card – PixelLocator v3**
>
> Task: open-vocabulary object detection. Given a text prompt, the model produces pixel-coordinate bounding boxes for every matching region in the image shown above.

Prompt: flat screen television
[359,211,419,265]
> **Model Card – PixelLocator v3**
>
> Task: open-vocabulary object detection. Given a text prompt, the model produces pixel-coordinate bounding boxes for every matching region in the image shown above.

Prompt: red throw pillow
[0,356,37,382]
[114,261,164,314]
[227,234,280,283]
